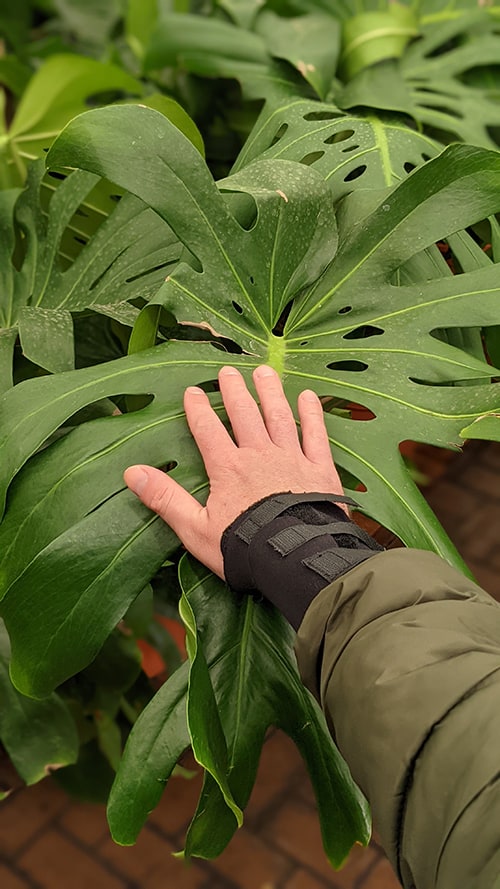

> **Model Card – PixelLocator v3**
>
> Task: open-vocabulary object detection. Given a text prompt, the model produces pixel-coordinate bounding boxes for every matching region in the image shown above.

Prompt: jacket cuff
[221,492,384,629]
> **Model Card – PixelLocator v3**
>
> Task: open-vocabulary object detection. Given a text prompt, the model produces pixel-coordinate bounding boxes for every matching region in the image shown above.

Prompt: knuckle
[148,484,174,516]
[272,406,295,427]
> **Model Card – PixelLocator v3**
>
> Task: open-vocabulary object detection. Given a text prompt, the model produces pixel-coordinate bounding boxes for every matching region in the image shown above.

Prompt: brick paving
[0,441,498,889]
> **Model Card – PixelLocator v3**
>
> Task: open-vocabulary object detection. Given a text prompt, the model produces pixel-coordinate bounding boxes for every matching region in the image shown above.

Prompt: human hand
[124,365,346,579]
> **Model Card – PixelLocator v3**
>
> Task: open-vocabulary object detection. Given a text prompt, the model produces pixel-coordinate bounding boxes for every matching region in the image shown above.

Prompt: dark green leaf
[179,558,369,865]
[0,621,78,785]
[255,11,341,99]
[0,158,178,383]
[54,738,115,803]
[107,662,190,842]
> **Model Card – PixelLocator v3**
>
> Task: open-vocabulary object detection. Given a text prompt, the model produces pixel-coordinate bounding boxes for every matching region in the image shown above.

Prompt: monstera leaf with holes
[1,103,500,862]
[337,9,500,149]
[0,157,179,391]
[233,95,441,195]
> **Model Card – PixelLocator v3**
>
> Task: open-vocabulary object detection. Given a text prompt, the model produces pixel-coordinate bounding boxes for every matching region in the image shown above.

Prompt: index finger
[184,386,236,473]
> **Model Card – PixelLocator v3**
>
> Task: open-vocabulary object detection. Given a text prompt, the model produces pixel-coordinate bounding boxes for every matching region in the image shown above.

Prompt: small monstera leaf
[0,158,179,389]
[0,620,78,787]
[338,11,500,149]
[108,557,370,866]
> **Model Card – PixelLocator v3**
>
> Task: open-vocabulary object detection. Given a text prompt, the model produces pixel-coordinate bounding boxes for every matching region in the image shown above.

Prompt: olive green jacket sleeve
[295,548,500,889]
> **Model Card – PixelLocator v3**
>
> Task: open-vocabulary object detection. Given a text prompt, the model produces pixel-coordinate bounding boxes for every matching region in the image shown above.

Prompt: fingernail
[124,466,149,495]
[301,389,318,401]
[185,386,205,395]
[254,365,275,378]
[219,366,239,375]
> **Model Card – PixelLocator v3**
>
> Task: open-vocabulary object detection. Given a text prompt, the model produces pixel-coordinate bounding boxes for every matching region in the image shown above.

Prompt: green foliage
[108,557,369,865]
[1,0,500,873]
[0,621,78,785]
[0,55,144,187]
[0,158,176,387]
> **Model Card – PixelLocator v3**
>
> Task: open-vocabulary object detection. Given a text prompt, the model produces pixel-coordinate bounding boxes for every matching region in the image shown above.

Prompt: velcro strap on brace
[235,492,357,545]
[268,521,375,557]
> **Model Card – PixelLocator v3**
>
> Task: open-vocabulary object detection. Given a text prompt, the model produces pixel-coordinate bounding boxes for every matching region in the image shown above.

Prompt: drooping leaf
[0,621,78,785]
[108,560,369,867]
[178,566,243,828]
[178,557,369,865]
[107,661,191,840]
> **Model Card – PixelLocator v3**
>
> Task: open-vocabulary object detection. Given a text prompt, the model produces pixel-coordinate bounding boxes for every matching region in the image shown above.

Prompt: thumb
[124,464,203,543]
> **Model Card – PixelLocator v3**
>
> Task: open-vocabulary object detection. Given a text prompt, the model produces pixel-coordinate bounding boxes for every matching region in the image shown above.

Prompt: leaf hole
[110,194,122,203]
[48,170,66,181]
[300,151,325,165]
[343,325,384,339]
[249,275,255,285]
[303,110,341,121]
[73,236,88,246]
[300,340,309,346]
[270,122,288,146]
[327,360,368,372]
[344,165,367,182]
[319,396,376,421]
[272,299,294,337]
[338,305,352,314]
[421,153,432,162]
[157,461,178,473]
[324,128,355,145]
[125,260,178,285]
[232,300,244,315]
[418,102,464,120]
[404,161,416,173]
[109,393,155,414]
[342,144,360,153]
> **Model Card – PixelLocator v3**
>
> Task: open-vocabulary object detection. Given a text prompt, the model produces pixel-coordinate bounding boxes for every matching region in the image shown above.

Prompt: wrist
[221,492,384,629]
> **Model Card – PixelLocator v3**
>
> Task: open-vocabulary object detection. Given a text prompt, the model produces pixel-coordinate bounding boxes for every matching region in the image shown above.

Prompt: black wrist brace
[221,492,384,629]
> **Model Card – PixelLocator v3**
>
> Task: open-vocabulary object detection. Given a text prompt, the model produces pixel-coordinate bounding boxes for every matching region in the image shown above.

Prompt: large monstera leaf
[234,96,441,196]
[107,557,370,864]
[46,106,500,542]
[0,158,179,389]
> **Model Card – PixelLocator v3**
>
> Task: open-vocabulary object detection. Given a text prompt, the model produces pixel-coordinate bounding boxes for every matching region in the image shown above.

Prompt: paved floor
[0,440,498,889]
